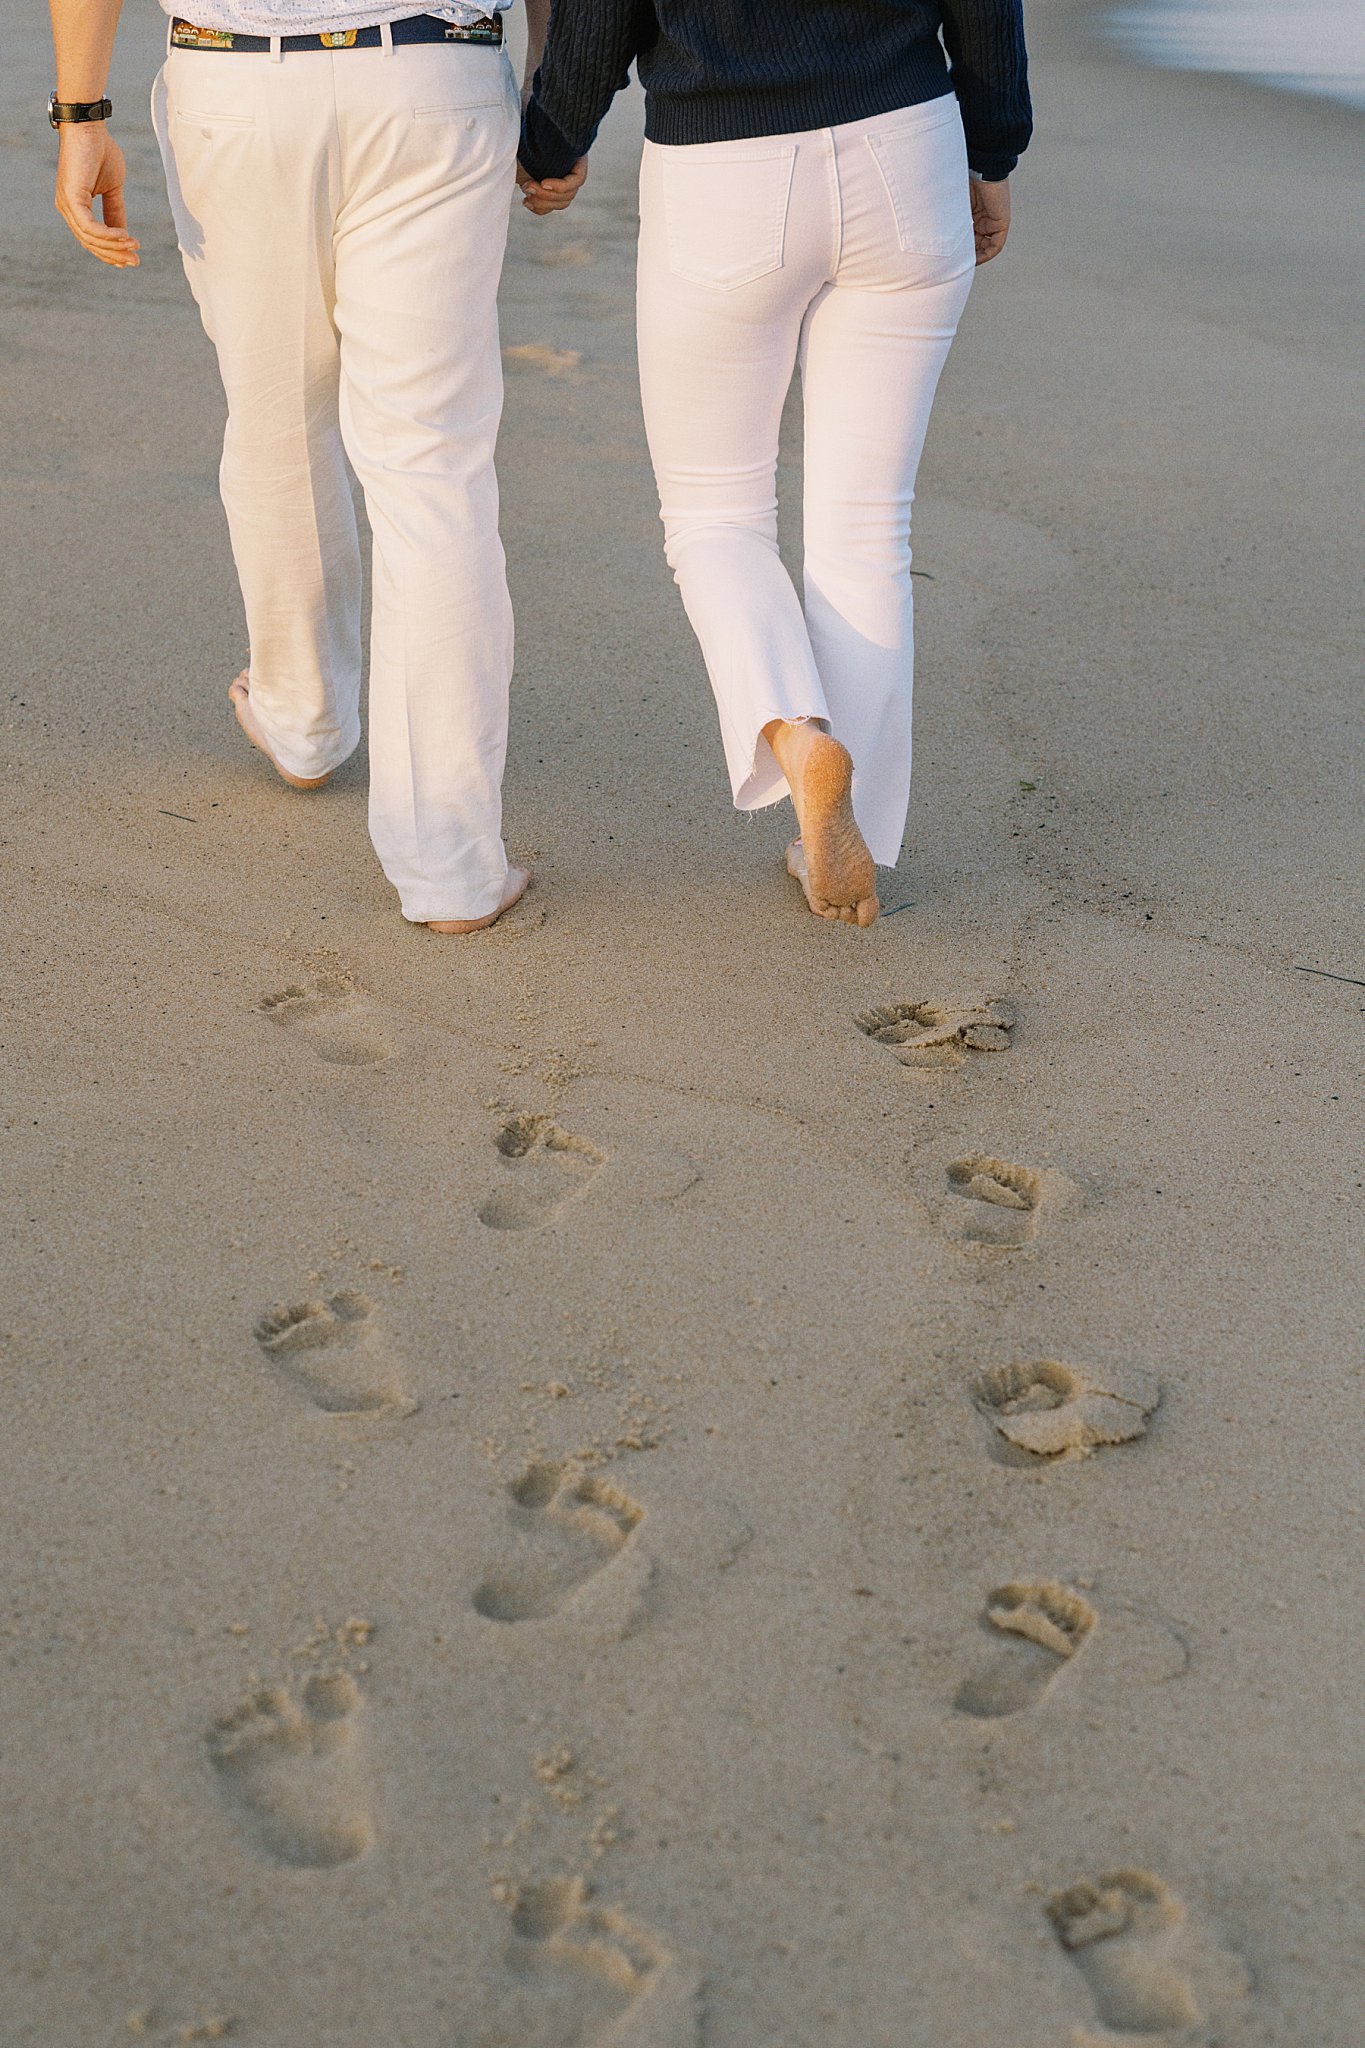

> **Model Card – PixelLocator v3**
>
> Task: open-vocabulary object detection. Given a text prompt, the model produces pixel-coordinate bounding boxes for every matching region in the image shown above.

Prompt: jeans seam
[827,130,843,278]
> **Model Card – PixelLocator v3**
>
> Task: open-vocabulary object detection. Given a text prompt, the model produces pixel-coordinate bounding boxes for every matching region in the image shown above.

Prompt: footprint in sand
[954,1581,1095,1718]
[478,1114,604,1231]
[254,1290,415,1417]
[473,1462,644,1623]
[855,997,1015,1070]
[975,1359,1160,1462]
[208,1671,373,1867]
[942,1152,1067,1248]
[506,1876,699,2047]
[1048,1869,1249,2039]
[259,979,388,1067]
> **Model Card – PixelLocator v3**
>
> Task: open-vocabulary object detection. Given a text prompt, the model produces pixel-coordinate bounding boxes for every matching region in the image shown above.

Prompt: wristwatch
[49,93,113,128]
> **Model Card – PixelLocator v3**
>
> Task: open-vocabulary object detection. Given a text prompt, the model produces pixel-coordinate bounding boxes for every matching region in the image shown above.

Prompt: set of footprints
[857,996,1072,1248]
[259,976,1057,1248]
[201,1454,676,2038]
[201,1583,1232,2036]
[259,977,605,1231]
[241,982,1231,2034]
[243,981,687,2031]
[249,1290,649,1618]
[203,1493,1231,2035]
[858,995,1244,2037]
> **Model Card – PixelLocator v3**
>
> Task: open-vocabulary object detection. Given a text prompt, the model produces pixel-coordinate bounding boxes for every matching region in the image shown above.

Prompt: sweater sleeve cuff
[968,151,1018,181]
[519,97,585,184]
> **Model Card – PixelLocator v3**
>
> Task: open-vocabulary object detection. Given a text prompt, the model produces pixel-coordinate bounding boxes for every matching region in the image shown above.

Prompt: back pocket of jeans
[660,145,796,290]
[867,110,973,267]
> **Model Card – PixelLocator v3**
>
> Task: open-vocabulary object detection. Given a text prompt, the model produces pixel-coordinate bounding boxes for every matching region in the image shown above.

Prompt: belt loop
[269,31,282,61]
[379,19,393,54]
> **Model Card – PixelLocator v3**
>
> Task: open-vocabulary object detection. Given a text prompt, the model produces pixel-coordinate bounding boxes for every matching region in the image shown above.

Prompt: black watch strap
[49,93,113,128]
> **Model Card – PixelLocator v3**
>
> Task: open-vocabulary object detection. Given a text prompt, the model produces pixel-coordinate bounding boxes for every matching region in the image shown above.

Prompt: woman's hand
[55,123,138,267]
[970,176,1010,265]
[515,157,588,216]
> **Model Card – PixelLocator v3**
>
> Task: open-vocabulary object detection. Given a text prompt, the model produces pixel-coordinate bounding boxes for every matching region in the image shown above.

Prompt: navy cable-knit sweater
[520,0,1031,186]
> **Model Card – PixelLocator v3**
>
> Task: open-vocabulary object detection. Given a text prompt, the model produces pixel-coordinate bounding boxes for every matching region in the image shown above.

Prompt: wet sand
[1,0,1362,2041]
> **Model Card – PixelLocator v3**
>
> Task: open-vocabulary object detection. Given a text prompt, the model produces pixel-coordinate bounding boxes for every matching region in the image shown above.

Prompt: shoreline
[1104,0,1365,115]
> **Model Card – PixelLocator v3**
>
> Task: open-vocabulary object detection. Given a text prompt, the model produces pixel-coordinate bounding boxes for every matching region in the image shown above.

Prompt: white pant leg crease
[153,52,362,781]
[334,46,519,921]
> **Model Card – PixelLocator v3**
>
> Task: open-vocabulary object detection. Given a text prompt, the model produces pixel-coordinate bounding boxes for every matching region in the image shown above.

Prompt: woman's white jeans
[153,41,519,922]
[637,96,976,865]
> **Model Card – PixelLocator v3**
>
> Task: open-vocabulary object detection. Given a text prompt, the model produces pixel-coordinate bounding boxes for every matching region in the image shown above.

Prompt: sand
[2,0,1362,2041]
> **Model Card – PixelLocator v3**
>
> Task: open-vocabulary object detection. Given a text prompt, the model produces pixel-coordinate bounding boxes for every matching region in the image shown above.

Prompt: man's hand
[55,122,138,267]
[970,176,1010,265]
[515,157,588,217]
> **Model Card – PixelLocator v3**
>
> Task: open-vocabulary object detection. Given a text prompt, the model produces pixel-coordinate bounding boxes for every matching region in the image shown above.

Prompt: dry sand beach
[2,0,1363,2041]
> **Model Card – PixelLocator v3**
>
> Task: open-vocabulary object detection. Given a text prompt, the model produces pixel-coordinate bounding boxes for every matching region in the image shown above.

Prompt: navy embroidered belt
[169,12,502,50]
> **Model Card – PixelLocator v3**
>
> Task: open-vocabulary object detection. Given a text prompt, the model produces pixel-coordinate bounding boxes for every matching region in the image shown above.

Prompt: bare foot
[229,671,333,791]
[428,866,531,936]
[765,721,879,926]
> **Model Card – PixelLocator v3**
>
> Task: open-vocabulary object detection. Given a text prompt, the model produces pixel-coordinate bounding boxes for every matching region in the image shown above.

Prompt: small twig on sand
[158,810,199,823]
[881,899,915,917]
[1294,965,1365,989]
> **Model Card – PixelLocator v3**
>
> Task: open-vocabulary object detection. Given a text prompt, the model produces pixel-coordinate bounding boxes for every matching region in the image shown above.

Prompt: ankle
[764,715,828,784]
[763,715,826,743]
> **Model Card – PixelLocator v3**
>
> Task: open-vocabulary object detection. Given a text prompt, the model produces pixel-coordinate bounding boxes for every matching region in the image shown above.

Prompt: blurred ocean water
[1108,0,1365,112]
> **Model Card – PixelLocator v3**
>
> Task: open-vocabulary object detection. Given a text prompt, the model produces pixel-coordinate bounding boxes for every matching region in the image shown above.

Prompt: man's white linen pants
[153,40,518,923]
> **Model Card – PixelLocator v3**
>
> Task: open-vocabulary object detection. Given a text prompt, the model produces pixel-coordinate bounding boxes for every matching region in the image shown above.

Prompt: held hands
[516,157,588,216]
[970,176,1010,264]
[55,124,139,267]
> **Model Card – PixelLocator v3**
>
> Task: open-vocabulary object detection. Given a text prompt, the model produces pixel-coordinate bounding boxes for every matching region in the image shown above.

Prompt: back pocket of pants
[660,145,796,290]
[413,98,508,118]
[171,105,255,129]
[867,108,973,269]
